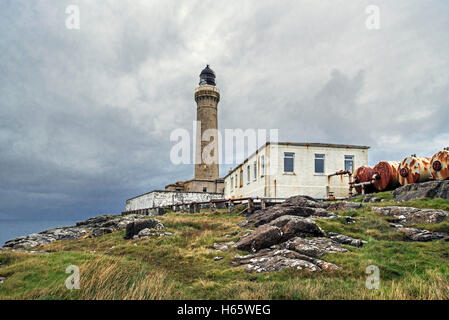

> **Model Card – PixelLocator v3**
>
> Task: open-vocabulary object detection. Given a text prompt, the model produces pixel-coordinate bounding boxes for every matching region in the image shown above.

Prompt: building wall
[224,144,369,199]
[125,190,224,211]
[183,179,224,193]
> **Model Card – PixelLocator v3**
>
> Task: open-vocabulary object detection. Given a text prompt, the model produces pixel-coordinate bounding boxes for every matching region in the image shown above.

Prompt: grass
[1,204,449,300]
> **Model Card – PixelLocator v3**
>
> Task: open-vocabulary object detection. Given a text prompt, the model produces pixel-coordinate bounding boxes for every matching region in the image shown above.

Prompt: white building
[224,142,369,199]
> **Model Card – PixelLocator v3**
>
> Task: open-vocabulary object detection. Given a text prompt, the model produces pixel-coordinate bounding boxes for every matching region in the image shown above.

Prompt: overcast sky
[1,0,448,221]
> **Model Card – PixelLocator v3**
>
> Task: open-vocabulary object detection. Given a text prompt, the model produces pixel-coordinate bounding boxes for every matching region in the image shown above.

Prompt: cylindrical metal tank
[398,155,432,186]
[353,166,375,194]
[372,161,400,191]
[430,149,449,180]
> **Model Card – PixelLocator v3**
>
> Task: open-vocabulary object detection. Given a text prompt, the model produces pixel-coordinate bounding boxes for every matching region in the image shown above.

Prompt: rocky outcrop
[135,228,172,239]
[267,215,325,240]
[389,223,449,242]
[245,196,336,227]
[393,180,449,202]
[362,194,381,203]
[234,225,283,252]
[327,201,363,211]
[234,216,325,252]
[371,206,449,225]
[232,197,366,273]
[281,237,348,258]
[212,242,235,251]
[233,248,339,273]
[326,232,367,247]
[3,214,145,249]
[124,219,164,239]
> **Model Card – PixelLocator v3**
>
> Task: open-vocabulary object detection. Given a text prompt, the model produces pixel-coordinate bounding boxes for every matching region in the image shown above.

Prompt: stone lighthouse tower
[165,65,224,193]
[194,65,220,180]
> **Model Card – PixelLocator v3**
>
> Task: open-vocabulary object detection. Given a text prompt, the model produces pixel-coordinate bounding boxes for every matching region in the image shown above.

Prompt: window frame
[314,153,325,174]
[284,152,295,173]
[344,155,354,173]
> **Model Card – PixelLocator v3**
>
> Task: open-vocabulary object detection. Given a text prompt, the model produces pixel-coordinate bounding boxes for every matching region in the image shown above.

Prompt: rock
[281,195,330,209]
[3,214,145,249]
[393,180,449,202]
[389,223,449,242]
[246,196,336,227]
[267,215,325,240]
[124,219,164,239]
[371,206,449,225]
[89,228,113,238]
[282,237,348,257]
[212,242,235,251]
[137,228,153,238]
[327,201,363,211]
[234,225,283,252]
[326,232,366,247]
[214,256,224,261]
[135,229,172,238]
[363,194,381,203]
[233,248,339,273]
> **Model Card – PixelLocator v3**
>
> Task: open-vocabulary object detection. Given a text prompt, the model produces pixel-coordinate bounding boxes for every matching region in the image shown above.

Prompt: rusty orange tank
[430,149,449,180]
[353,166,375,194]
[398,155,432,186]
[372,161,400,191]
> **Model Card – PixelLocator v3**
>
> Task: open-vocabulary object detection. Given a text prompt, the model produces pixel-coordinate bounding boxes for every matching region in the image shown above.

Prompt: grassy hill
[0,196,448,300]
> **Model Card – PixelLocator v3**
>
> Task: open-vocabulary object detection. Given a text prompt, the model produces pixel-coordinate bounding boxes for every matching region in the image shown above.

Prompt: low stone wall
[125,190,224,212]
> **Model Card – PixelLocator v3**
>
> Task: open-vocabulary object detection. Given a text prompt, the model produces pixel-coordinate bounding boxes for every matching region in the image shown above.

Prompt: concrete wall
[125,190,224,211]
[224,143,369,199]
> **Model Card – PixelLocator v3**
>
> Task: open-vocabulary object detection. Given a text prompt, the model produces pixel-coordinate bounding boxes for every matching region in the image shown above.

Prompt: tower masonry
[195,65,220,180]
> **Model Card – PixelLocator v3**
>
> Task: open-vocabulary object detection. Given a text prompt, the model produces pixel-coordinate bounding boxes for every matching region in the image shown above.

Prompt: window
[203,187,207,192]
[231,177,234,190]
[315,154,325,174]
[261,155,265,177]
[247,165,250,184]
[284,152,295,173]
[345,155,354,173]
[239,170,243,187]
[235,175,238,188]
[253,161,257,181]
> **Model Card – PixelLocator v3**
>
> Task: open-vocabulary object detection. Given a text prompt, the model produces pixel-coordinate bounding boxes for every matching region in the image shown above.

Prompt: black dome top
[199,65,216,86]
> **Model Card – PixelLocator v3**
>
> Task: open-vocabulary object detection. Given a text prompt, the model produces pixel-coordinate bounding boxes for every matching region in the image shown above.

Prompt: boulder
[393,180,449,202]
[234,225,283,252]
[267,215,324,240]
[125,219,164,239]
[371,206,449,225]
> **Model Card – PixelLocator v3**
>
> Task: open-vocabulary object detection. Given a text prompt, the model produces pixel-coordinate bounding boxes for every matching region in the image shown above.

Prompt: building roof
[223,141,370,179]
